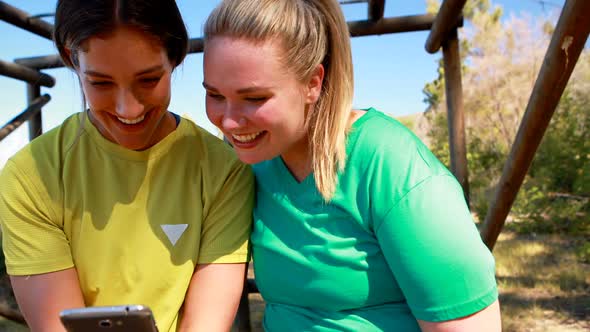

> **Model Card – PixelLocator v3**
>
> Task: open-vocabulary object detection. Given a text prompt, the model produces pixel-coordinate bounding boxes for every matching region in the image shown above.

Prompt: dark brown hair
[54,0,189,68]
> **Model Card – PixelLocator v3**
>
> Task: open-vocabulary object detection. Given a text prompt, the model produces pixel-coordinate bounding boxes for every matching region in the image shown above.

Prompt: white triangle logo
[161,224,188,246]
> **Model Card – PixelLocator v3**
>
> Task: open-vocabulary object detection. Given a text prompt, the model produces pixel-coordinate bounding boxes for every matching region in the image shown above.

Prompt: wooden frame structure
[0,0,588,330]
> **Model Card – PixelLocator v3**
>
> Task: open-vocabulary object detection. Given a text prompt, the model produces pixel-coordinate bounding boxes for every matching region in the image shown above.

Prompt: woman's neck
[280,136,312,183]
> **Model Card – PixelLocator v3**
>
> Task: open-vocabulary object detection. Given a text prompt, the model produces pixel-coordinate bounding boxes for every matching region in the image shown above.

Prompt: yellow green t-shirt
[0,112,254,332]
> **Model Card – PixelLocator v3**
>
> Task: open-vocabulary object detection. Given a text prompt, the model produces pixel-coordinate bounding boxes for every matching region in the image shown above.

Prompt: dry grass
[0,316,26,332]
[2,233,587,332]
[494,232,589,332]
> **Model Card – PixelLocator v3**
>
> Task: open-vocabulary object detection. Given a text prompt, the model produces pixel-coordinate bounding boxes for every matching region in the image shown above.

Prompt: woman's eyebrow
[202,82,218,91]
[84,64,164,78]
[202,82,272,94]
[83,70,112,78]
[236,86,271,94]
[135,65,164,76]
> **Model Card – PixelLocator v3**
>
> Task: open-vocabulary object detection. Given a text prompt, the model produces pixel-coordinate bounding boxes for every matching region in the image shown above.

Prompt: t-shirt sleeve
[0,160,73,275]
[197,160,254,264]
[374,174,498,322]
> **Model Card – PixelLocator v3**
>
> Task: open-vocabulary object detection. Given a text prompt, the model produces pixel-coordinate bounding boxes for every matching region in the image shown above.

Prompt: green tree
[423,1,589,234]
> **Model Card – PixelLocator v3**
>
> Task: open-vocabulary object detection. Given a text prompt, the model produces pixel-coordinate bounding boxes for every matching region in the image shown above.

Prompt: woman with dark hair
[0,1,253,331]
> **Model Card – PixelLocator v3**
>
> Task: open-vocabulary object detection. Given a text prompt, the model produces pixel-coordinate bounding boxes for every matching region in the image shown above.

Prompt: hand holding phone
[59,305,158,332]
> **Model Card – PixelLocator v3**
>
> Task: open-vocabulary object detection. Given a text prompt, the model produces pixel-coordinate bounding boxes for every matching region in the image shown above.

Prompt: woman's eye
[246,96,267,102]
[206,92,224,100]
[139,77,161,87]
[89,81,113,87]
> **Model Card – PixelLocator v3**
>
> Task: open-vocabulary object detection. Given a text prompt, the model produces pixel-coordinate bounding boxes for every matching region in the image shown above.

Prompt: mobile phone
[59,304,159,332]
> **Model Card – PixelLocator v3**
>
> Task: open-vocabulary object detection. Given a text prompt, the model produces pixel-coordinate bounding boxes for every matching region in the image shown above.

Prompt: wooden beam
[188,38,204,54]
[442,29,470,205]
[11,14,440,66]
[368,0,385,21]
[15,54,64,70]
[13,39,204,68]
[0,59,55,87]
[425,0,467,53]
[339,0,367,4]
[194,15,438,54]
[0,1,53,40]
[0,94,51,142]
[15,39,207,68]
[480,0,590,250]
[348,14,436,37]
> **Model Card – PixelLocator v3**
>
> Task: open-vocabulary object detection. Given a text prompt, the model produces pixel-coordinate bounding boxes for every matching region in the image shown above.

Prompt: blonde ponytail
[204,0,354,201]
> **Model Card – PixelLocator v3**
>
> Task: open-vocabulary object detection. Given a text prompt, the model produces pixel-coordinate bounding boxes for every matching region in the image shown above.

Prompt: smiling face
[75,26,176,150]
[203,36,323,166]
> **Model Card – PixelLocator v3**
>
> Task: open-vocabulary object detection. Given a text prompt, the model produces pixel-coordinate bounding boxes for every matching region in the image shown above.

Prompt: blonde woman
[202,0,501,331]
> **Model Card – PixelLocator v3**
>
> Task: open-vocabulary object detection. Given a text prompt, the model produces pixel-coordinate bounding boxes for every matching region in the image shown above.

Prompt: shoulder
[351,108,448,170]
[349,109,430,159]
[0,115,82,221]
[346,108,451,194]
[349,109,417,154]
[6,113,83,180]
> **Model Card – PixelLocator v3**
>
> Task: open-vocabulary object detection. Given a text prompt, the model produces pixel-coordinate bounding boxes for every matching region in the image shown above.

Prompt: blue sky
[0,0,564,167]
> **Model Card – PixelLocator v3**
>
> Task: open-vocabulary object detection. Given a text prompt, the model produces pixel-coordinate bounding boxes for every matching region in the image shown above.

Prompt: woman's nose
[116,89,144,119]
[220,103,244,131]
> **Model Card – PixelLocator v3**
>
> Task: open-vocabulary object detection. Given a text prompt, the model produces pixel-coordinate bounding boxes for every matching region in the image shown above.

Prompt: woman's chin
[235,151,268,165]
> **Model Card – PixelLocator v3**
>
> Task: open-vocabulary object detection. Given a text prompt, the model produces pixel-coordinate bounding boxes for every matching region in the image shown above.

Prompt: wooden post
[442,28,470,205]
[480,0,590,250]
[368,0,385,21]
[27,84,43,141]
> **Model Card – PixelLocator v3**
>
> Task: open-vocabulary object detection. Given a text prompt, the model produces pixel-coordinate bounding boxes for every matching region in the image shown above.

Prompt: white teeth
[118,114,145,124]
[232,132,262,143]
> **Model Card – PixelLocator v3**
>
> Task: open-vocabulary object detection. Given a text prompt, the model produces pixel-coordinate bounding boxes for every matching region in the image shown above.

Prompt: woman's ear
[305,64,324,104]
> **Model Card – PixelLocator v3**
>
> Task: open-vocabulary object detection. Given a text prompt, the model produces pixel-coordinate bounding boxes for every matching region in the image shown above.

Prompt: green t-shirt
[251,108,497,331]
[0,112,254,332]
